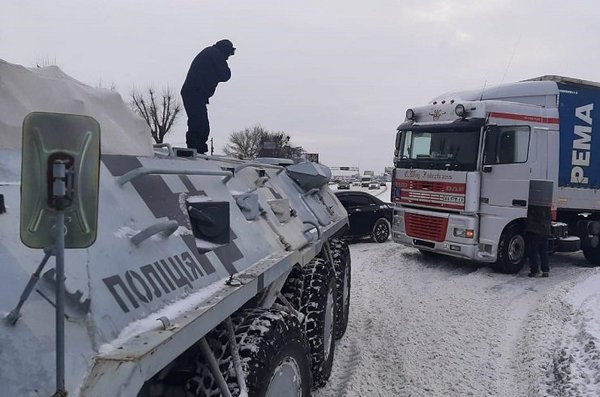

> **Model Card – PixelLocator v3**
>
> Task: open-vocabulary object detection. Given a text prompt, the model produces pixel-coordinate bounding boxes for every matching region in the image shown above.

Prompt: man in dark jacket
[181,39,235,154]
[525,205,552,277]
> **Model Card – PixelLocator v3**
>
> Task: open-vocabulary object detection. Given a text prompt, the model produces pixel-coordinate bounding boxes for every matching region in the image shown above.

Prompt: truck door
[480,125,532,210]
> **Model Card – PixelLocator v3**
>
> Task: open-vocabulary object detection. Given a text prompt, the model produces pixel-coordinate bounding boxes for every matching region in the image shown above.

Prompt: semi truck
[391,75,600,273]
[0,60,351,396]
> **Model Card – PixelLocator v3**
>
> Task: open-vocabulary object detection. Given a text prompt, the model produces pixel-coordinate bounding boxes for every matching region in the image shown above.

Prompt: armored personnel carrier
[0,60,351,396]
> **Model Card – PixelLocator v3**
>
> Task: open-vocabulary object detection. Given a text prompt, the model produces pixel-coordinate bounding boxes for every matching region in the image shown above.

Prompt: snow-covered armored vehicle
[0,60,351,396]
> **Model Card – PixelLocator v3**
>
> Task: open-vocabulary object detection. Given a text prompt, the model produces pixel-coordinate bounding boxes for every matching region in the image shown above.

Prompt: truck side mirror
[20,112,101,249]
[482,165,493,173]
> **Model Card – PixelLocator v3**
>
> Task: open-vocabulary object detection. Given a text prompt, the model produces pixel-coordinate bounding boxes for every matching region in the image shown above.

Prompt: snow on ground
[315,240,600,397]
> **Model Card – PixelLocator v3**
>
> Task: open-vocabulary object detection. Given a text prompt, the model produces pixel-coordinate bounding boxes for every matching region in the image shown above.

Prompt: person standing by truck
[525,204,552,277]
[181,39,235,154]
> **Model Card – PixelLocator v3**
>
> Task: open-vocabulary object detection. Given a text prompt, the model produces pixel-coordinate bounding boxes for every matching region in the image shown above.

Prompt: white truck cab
[392,76,600,273]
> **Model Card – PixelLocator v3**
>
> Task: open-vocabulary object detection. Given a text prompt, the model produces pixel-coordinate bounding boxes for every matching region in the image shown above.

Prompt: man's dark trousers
[183,96,209,154]
[526,232,549,273]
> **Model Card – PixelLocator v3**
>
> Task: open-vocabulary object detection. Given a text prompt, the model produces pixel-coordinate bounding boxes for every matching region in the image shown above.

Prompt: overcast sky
[2,0,599,173]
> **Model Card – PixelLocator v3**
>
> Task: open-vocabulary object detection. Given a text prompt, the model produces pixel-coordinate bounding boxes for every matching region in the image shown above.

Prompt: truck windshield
[396,129,480,171]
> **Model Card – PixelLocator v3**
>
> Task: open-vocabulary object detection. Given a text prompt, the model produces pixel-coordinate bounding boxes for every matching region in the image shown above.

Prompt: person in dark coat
[181,39,235,154]
[525,205,552,277]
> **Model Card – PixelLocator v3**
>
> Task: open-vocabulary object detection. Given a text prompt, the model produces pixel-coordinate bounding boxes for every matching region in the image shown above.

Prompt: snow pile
[0,58,153,156]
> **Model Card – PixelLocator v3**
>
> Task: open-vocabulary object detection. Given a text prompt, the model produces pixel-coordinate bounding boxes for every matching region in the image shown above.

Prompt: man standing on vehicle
[181,39,235,154]
[526,181,553,277]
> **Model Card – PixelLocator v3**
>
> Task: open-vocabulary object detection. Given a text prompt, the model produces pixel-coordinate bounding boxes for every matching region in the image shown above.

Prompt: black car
[337,181,350,190]
[334,191,393,243]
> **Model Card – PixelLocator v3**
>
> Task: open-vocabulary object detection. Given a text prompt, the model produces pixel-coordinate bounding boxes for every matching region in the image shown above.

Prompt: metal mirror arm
[4,248,55,326]
[51,159,68,396]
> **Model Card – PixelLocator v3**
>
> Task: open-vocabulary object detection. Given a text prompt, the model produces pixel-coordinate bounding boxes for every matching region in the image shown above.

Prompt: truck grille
[405,213,448,242]
[395,179,466,210]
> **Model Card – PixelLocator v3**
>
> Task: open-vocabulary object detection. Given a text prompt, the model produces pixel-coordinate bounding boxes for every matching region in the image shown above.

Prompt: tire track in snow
[316,243,598,396]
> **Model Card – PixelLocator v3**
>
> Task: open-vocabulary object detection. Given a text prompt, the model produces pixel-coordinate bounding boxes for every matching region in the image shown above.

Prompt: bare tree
[259,131,304,159]
[223,125,267,159]
[130,86,182,143]
[223,124,303,160]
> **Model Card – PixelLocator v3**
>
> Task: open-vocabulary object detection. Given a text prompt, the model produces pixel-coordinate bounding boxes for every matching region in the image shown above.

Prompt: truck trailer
[0,60,351,396]
[391,75,600,273]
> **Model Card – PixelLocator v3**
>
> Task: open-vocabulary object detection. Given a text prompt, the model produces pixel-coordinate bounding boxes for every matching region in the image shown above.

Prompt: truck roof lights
[455,104,466,118]
[406,109,415,120]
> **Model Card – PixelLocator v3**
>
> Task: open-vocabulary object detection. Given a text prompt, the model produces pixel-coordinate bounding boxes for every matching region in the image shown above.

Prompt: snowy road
[315,240,600,397]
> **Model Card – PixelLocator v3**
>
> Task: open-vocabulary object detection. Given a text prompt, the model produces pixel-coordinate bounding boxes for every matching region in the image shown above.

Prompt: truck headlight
[455,104,466,117]
[453,228,474,238]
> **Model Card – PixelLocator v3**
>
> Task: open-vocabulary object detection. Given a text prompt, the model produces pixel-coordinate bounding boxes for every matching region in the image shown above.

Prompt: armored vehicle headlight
[406,109,415,120]
[455,104,466,117]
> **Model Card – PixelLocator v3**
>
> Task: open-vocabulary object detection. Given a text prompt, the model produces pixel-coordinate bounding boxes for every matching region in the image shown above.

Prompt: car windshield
[396,128,480,171]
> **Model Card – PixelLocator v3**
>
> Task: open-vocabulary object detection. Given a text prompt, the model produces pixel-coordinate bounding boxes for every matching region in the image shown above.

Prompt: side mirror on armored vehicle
[20,112,101,249]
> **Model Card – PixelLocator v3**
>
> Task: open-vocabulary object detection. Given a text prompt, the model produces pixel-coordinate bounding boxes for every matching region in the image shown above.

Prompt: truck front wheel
[494,224,526,274]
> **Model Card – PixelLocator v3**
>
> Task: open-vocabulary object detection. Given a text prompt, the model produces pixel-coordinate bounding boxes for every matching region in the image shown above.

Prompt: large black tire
[282,258,337,388]
[583,245,600,266]
[140,308,312,397]
[494,223,526,274]
[329,239,351,339]
[371,218,390,243]
[233,309,312,396]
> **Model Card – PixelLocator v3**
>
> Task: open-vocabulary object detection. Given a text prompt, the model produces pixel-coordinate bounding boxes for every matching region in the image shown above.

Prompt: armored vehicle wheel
[371,218,390,243]
[282,258,337,388]
[139,308,311,397]
[329,239,351,339]
[494,223,526,274]
[232,308,312,397]
[300,259,337,387]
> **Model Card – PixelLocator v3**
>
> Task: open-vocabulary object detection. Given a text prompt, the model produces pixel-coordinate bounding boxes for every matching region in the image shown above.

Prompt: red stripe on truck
[489,112,559,125]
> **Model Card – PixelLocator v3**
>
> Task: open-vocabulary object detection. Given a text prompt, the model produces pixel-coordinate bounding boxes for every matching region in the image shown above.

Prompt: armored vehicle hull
[0,60,351,396]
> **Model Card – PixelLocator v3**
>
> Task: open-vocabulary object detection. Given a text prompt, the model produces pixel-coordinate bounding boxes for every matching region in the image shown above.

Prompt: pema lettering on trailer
[570,104,593,184]
[103,251,205,313]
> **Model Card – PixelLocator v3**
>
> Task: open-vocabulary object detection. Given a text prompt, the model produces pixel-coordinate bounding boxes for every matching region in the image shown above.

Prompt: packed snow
[314,235,600,397]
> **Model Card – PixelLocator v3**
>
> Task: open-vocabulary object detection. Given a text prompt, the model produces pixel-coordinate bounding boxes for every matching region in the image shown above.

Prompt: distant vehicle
[380,181,387,186]
[352,181,360,186]
[368,183,379,190]
[337,181,350,190]
[335,191,392,243]
[360,176,372,187]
